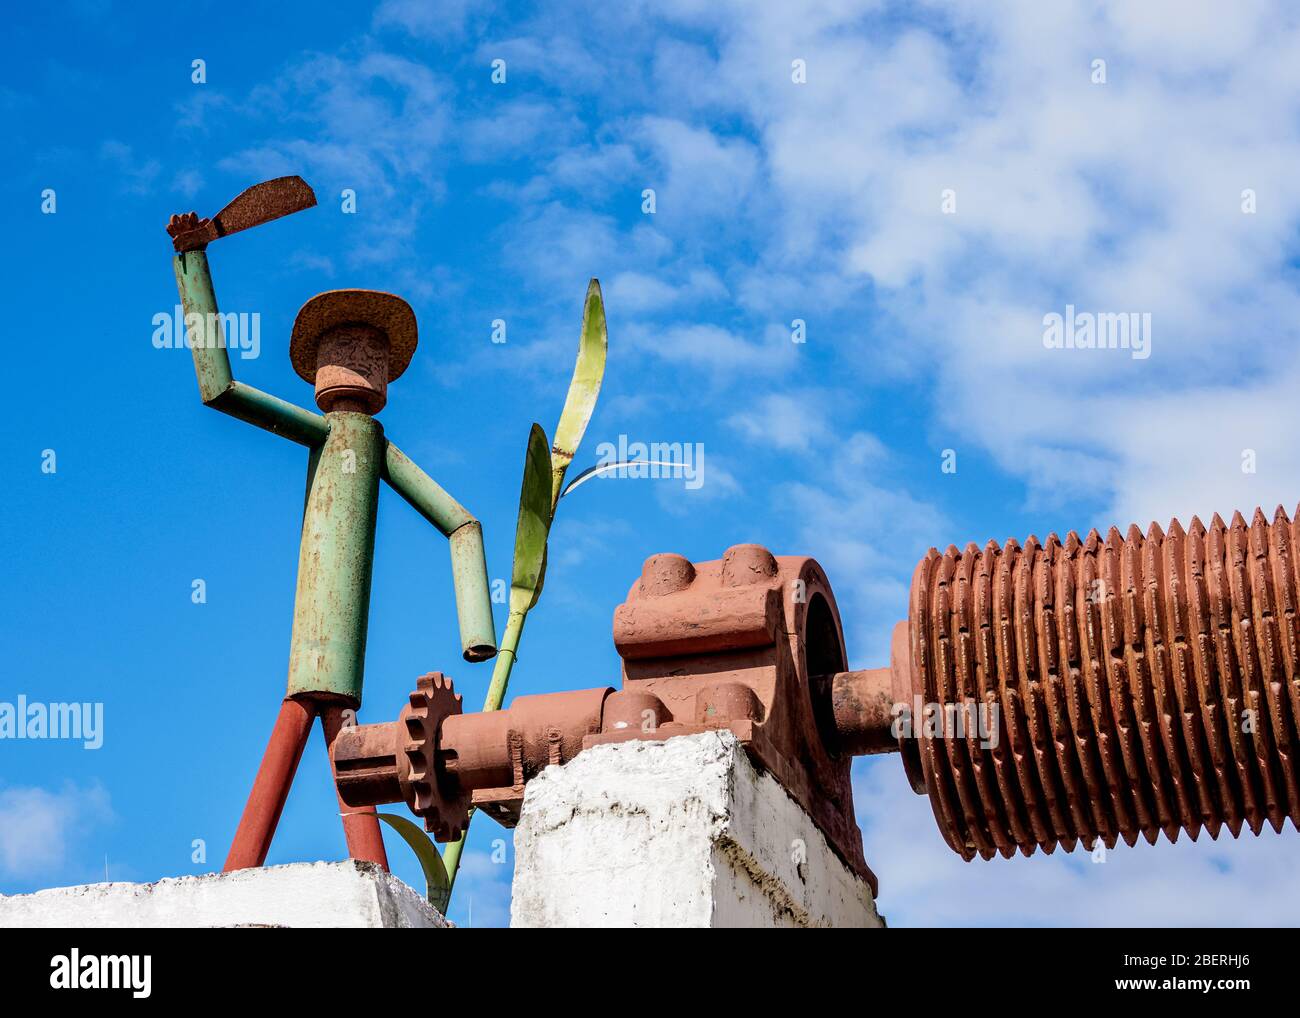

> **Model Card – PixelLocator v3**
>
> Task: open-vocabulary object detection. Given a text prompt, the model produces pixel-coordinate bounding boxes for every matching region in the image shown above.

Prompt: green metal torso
[286,412,385,704]
[171,247,497,698]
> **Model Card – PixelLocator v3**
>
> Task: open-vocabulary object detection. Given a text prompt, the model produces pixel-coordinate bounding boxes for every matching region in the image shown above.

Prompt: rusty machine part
[335,505,1300,895]
[333,543,879,894]
[901,506,1300,861]
[330,672,473,842]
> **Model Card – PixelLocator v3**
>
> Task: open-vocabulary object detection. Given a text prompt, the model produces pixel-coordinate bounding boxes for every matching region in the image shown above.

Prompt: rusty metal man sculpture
[166,178,496,871]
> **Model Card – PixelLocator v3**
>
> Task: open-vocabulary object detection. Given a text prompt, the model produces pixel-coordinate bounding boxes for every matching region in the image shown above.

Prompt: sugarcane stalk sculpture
[440,280,607,893]
[166,177,497,871]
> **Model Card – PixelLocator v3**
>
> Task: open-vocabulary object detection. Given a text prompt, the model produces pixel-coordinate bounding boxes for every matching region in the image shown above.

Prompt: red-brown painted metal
[336,508,1300,894]
[902,506,1300,861]
[224,697,316,871]
[320,706,390,869]
[170,176,316,252]
[333,543,880,895]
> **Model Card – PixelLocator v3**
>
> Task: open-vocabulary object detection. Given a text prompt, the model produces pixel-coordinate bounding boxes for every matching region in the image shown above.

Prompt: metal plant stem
[439,610,527,886]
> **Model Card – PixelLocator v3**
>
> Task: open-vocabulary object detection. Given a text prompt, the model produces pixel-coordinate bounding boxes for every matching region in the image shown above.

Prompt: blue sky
[5,0,1300,926]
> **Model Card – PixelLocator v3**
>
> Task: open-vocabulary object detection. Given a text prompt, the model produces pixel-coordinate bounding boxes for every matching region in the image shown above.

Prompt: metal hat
[289,289,418,383]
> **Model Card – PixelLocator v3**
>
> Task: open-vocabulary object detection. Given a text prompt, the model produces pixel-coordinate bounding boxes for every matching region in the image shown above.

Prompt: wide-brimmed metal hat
[290,289,418,383]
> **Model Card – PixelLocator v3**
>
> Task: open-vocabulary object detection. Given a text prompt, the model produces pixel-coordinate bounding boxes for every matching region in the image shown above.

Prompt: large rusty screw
[904,506,1300,860]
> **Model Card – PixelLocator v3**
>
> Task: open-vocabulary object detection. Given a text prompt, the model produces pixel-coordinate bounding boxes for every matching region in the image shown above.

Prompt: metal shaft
[224,697,315,871]
[319,706,389,868]
[906,506,1300,860]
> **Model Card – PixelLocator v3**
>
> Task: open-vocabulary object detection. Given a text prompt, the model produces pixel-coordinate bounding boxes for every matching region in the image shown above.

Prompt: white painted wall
[510,730,884,928]
[0,860,448,928]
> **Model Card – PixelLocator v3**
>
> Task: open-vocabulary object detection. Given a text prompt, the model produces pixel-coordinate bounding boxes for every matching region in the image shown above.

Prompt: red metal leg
[320,705,390,870]
[224,697,316,872]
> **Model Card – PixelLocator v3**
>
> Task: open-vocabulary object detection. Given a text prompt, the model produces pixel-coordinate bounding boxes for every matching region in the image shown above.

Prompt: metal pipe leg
[223,697,316,871]
[320,705,390,870]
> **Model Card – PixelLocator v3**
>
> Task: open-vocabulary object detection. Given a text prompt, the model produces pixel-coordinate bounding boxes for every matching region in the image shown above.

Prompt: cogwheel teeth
[395,671,471,843]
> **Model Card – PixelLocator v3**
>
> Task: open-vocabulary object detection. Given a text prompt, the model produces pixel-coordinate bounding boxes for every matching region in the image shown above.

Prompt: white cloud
[508,0,1300,533]
[727,391,832,452]
[621,320,796,374]
[637,117,761,226]
[228,52,449,200]
[0,782,112,880]
[99,140,160,196]
[705,0,1300,528]
[605,268,726,313]
[453,847,514,927]
[781,432,942,664]
[856,754,1300,926]
[374,0,487,41]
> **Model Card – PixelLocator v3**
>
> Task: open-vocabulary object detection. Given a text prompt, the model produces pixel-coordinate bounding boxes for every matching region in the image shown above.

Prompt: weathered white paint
[510,730,884,928]
[0,860,448,928]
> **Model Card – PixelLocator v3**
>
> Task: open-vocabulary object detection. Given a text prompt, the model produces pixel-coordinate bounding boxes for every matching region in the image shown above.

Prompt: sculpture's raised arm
[166,182,327,447]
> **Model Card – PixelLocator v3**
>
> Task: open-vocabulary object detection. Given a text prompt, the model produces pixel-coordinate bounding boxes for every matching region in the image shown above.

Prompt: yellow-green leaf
[376,812,450,914]
[550,278,607,513]
[511,423,553,615]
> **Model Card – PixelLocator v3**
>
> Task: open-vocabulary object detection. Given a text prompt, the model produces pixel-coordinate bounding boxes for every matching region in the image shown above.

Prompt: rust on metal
[320,705,390,869]
[901,505,1300,861]
[338,504,1300,899]
[170,175,317,251]
[333,543,880,896]
[224,697,317,872]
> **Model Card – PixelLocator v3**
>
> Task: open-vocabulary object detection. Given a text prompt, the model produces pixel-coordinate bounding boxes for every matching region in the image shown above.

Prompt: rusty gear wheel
[396,672,470,842]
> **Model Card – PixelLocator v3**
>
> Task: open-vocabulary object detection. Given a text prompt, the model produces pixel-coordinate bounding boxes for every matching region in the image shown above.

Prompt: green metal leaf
[550,278,607,513]
[511,423,554,615]
[376,813,451,914]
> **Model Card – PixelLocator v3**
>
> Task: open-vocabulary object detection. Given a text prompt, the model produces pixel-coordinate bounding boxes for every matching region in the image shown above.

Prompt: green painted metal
[173,250,232,401]
[172,251,327,447]
[439,811,471,892]
[449,427,546,888]
[382,442,475,535]
[376,813,450,913]
[549,279,607,514]
[285,412,384,704]
[482,611,527,715]
[447,522,496,662]
[302,444,323,518]
[512,424,554,615]
[445,282,609,898]
[211,382,329,446]
[383,442,497,662]
[173,241,498,784]
[476,424,549,722]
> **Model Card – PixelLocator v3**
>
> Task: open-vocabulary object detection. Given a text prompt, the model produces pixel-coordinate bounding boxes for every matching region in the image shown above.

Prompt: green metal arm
[172,249,496,663]
[383,443,498,662]
[172,250,328,447]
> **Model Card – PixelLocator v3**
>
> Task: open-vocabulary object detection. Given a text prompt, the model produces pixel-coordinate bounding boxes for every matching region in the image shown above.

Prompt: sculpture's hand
[167,211,216,252]
[167,178,316,254]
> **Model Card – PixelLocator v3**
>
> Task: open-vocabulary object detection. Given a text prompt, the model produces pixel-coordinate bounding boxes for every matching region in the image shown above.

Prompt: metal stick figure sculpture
[166,178,497,871]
